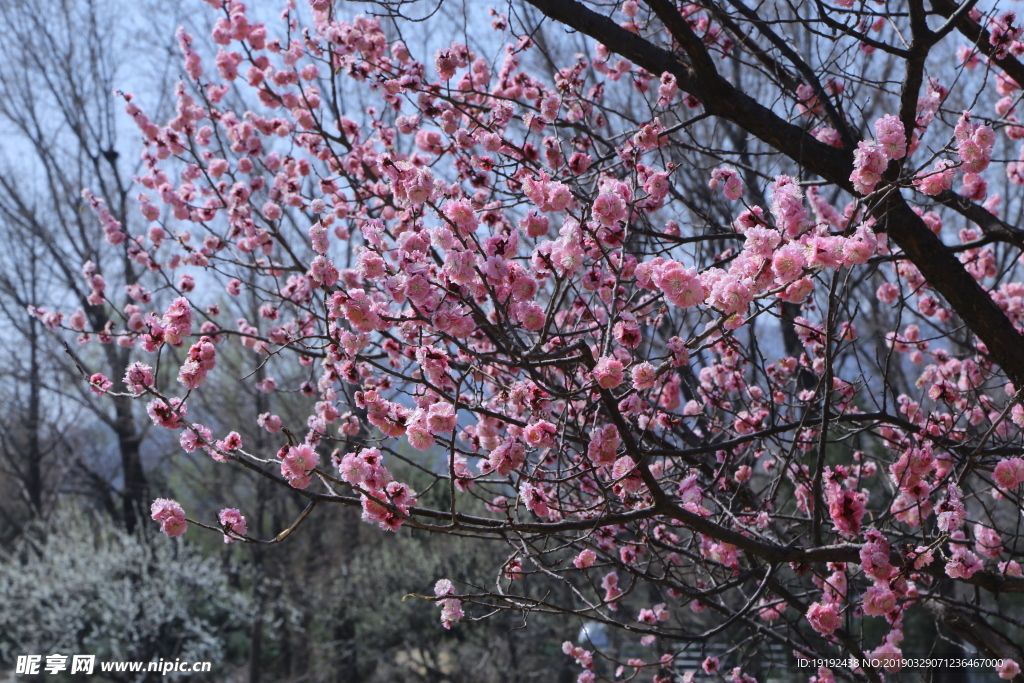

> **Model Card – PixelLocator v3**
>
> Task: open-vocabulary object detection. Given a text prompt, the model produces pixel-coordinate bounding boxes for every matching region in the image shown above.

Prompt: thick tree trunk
[112,389,146,534]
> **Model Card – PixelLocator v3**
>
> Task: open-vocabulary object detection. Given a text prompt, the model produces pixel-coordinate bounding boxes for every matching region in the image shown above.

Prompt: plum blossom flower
[914,160,956,196]
[592,192,627,227]
[151,498,187,537]
[124,362,155,394]
[998,660,1021,680]
[594,356,625,389]
[993,457,1024,489]
[709,167,743,200]
[632,362,658,390]
[862,582,897,616]
[574,549,597,568]
[218,508,247,543]
[434,578,464,629]
[806,602,842,635]
[945,546,983,579]
[874,114,907,160]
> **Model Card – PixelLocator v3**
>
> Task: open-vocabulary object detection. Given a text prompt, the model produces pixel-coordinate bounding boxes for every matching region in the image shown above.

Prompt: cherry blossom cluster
[47,0,1024,675]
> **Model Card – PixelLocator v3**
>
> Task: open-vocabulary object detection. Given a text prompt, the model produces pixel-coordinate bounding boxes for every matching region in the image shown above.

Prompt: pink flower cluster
[279,444,320,489]
[889,445,937,527]
[850,115,905,194]
[356,389,409,437]
[147,397,186,429]
[993,457,1024,489]
[405,400,458,450]
[562,642,594,670]
[434,579,464,629]
[218,507,247,543]
[161,297,194,348]
[954,112,995,174]
[593,356,624,389]
[822,467,867,538]
[805,601,842,635]
[180,423,219,460]
[945,544,983,579]
[709,167,743,200]
[123,362,155,394]
[484,437,527,476]
[522,171,573,213]
[151,498,187,537]
[935,483,967,532]
[587,424,620,467]
[338,447,416,531]
[178,337,217,389]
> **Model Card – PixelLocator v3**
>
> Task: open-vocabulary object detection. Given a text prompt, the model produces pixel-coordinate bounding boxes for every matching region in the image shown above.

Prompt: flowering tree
[58,0,1024,679]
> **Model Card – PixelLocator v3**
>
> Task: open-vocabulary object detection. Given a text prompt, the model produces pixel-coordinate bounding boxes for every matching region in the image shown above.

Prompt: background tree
[0,0,183,533]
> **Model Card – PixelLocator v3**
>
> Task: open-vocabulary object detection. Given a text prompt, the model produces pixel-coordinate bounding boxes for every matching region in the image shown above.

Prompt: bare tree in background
[0,0,177,534]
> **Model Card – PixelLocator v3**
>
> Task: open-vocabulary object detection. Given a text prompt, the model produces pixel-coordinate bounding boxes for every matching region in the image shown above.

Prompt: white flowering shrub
[0,508,250,679]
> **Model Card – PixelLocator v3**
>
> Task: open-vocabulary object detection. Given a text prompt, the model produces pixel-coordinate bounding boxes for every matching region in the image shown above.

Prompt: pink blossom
[180,424,214,456]
[524,420,557,448]
[652,261,705,308]
[515,301,547,330]
[709,167,743,200]
[806,602,842,635]
[632,362,658,390]
[873,114,907,160]
[89,373,112,395]
[974,525,1004,559]
[860,530,896,581]
[743,227,781,258]
[178,337,217,389]
[945,546,983,579]
[913,159,956,196]
[162,297,193,347]
[708,274,753,315]
[993,457,1024,488]
[520,481,551,517]
[876,282,900,304]
[441,198,479,237]
[998,660,1021,680]
[588,424,620,466]
[151,498,187,537]
[426,401,458,435]
[771,244,806,283]
[862,582,897,617]
[770,176,808,237]
[434,578,464,628]
[487,438,526,476]
[124,362,155,394]
[594,356,625,389]
[1001,560,1023,576]
[601,571,622,606]
[611,456,644,496]
[147,397,187,429]
[574,549,597,568]
[592,192,627,227]
[851,139,888,194]
[218,508,247,543]
[217,431,243,452]
[282,444,320,488]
